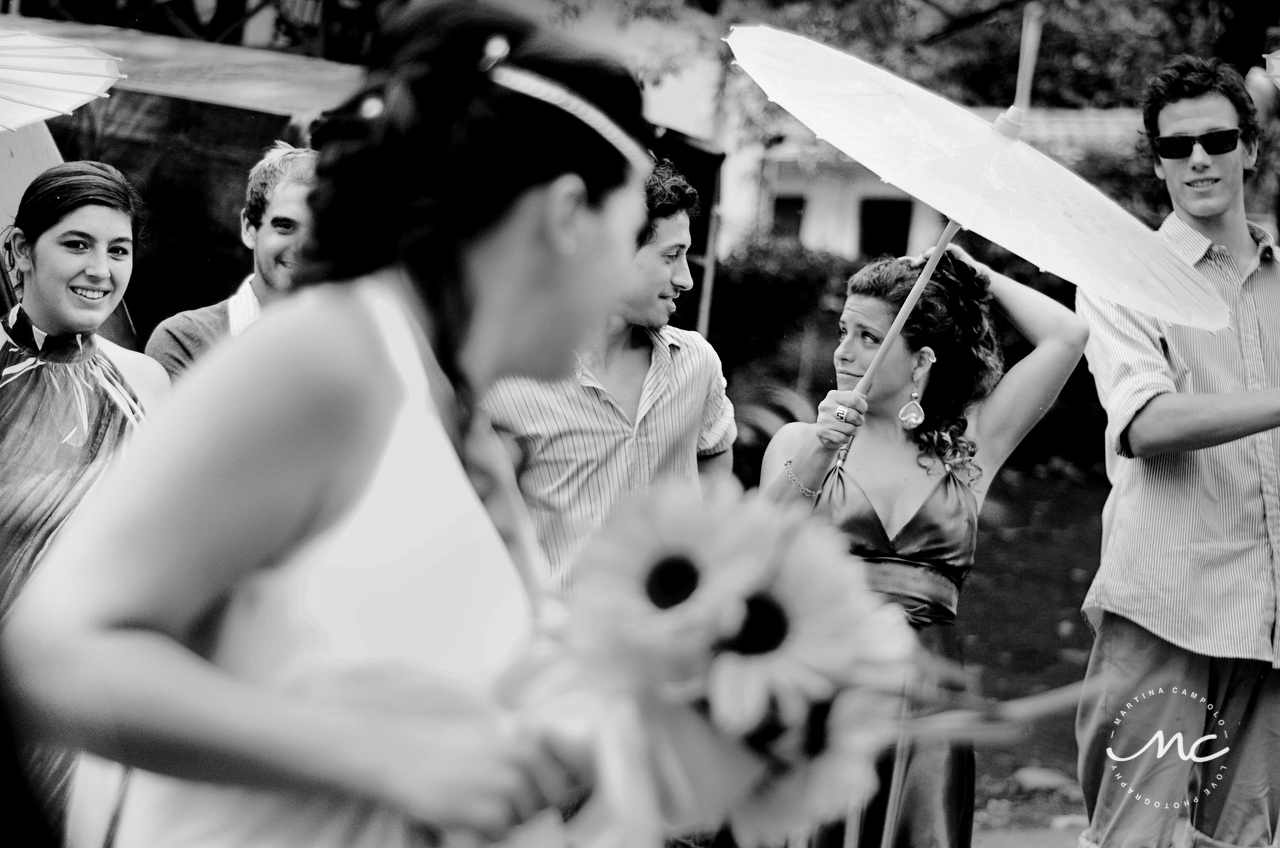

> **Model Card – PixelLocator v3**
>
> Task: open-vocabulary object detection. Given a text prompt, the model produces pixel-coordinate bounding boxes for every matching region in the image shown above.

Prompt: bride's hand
[375,713,587,842]
[306,666,589,842]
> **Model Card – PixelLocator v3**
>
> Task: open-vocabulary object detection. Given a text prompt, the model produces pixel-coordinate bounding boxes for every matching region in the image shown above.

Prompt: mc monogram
[1107,731,1229,763]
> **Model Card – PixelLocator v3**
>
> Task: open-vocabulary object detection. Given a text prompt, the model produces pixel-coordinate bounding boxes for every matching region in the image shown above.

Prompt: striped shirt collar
[228,275,261,338]
[1158,212,1277,273]
[573,325,683,381]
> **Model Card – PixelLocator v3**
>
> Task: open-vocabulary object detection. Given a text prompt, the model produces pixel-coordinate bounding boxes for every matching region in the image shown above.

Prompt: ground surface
[961,464,1108,844]
[973,828,1080,848]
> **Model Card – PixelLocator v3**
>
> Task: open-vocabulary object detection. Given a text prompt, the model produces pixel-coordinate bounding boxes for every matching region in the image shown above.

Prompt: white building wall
[764,159,943,260]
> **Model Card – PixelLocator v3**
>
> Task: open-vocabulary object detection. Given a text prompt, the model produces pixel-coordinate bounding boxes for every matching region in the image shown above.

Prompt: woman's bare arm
[99,338,170,414]
[2,284,565,833]
[965,259,1088,476]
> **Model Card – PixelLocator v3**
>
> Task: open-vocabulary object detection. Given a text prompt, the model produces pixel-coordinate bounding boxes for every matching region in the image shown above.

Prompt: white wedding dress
[66,278,561,848]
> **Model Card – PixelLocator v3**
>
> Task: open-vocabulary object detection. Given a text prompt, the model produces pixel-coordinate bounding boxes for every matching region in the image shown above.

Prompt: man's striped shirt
[1077,213,1280,664]
[482,326,736,592]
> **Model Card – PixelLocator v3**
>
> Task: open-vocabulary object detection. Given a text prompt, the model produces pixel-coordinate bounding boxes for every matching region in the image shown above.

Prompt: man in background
[146,141,316,378]
[1075,56,1280,848]
[484,160,736,591]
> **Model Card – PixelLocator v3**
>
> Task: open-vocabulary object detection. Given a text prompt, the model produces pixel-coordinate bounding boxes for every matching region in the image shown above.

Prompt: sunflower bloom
[706,505,915,737]
[568,482,782,687]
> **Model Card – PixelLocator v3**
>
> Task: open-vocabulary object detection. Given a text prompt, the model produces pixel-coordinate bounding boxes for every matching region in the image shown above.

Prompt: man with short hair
[483,160,736,590]
[1075,55,1280,848]
[146,141,316,378]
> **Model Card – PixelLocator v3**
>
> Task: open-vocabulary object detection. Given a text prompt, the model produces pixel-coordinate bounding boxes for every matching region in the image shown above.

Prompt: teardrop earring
[898,381,925,429]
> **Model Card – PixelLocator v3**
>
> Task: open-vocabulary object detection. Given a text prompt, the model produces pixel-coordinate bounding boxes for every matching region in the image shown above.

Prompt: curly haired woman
[761,246,1088,848]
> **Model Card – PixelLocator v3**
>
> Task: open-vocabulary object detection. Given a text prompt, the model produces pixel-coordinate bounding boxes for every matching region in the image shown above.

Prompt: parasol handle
[1012,1,1045,114]
[853,219,963,398]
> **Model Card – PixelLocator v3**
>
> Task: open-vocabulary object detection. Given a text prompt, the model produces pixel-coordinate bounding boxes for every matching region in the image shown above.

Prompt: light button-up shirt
[483,325,736,591]
[1077,214,1280,664]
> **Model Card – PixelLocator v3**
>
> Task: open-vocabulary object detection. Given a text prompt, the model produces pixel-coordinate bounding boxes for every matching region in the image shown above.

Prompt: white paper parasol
[725,18,1228,346]
[0,29,124,132]
[1265,50,1280,92]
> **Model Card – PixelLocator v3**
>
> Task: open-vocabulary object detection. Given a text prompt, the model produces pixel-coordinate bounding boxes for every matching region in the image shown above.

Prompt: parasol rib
[0,63,125,80]
[0,79,113,96]
[0,93,69,115]
[0,54,119,60]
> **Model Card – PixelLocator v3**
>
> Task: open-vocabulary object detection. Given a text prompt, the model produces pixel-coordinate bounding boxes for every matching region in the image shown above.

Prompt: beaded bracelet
[784,460,820,498]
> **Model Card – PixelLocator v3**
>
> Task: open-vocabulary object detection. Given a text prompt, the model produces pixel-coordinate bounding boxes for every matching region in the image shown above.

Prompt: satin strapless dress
[812,459,978,848]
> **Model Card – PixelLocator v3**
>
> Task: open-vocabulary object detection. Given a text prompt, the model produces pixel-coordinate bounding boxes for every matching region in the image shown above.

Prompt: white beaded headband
[483,37,653,177]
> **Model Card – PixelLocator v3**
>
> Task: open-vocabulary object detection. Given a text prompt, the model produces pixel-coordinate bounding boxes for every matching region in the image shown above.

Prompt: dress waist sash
[862,557,959,628]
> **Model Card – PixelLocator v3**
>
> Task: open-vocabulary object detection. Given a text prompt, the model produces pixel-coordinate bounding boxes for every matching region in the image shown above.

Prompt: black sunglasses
[1152,128,1241,159]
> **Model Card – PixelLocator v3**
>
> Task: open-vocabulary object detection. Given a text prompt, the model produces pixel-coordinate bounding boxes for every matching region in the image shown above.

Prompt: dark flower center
[803,699,835,757]
[719,592,788,655]
[644,555,700,609]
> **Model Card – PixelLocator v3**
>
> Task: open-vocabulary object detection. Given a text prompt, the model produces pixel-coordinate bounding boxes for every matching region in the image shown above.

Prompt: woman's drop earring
[898,381,925,429]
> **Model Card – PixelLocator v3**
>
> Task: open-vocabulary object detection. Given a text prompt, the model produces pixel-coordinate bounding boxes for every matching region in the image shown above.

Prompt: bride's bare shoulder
[97,336,170,412]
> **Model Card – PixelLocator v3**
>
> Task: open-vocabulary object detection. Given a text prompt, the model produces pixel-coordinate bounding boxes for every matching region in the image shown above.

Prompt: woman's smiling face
[16,204,134,336]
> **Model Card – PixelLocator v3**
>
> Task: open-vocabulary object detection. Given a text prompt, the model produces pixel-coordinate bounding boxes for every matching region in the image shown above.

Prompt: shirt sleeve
[479,382,512,433]
[697,348,737,457]
[144,316,199,381]
[1076,289,1177,458]
[479,380,536,472]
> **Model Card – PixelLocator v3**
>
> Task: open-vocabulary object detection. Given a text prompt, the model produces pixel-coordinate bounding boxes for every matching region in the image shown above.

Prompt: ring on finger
[835,404,850,423]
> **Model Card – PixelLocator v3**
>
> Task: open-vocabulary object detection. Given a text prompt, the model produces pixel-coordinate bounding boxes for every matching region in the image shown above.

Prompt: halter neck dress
[811,448,979,848]
[65,279,561,848]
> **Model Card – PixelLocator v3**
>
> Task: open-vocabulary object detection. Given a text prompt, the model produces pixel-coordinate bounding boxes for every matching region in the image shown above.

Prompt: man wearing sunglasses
[1075,56,1280,848]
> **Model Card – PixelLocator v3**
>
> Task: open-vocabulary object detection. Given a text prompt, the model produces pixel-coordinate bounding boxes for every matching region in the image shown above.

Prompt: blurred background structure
[3,0,1280,839]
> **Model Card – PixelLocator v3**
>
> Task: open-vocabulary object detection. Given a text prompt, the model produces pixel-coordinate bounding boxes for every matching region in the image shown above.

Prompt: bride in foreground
[1,2,653,846]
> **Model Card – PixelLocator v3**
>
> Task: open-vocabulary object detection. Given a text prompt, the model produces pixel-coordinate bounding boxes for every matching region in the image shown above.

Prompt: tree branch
[914,0,959,20]
[919,0,1025,46]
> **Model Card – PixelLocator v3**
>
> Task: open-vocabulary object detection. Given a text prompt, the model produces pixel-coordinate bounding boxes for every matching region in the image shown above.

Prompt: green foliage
[923,0,1229,108]
[717,0,1238,108]
[707,237,858,377]
[562,0,1254,148]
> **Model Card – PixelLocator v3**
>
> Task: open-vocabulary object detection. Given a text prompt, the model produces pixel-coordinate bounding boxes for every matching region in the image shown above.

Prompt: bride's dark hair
[301,0,651,420]
[845,252,1003,481]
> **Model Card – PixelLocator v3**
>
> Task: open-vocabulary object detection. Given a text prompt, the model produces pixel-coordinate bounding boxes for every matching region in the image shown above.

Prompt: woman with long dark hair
[761,248,1088,847]
[1,3,652,846]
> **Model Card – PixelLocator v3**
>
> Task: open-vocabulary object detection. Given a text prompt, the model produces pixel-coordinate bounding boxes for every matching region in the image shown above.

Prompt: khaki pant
[1076,613,1280,848]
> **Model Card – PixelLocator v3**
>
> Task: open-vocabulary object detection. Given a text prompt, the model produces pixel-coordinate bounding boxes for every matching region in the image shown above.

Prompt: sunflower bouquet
[506,480,919,848]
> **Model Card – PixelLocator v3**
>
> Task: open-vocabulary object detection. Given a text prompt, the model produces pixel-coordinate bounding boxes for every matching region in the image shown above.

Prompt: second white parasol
[727,5,1228,394]
[0,29,124,133]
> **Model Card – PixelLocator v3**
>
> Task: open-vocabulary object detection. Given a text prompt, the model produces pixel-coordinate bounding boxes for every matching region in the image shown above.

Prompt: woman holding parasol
[730,3,1228,842]
[760,246,1087,847]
